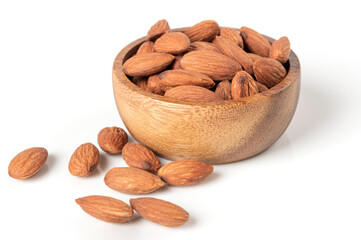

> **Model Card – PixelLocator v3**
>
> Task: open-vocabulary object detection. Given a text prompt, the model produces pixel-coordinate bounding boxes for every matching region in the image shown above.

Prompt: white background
[1,0,361,239]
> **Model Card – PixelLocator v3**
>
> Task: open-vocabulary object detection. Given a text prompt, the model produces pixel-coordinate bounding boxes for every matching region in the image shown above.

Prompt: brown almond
[255,81,268,92]
[130,197,189,227]
[104,167,164,194]
[188,41,222,53]
[180,50,242,81]
[137,41,155,54]
[154,32,190,54]
[69,143,100,177]
[97,127,128,154]
[146,19,170,41]
[8,147,48,179]
[122,143,161,172]
[253,58,287,88]
[269,36,291,64]
[123,52,175,77]
[215,80,232,100]
[247,52,263,62]
[240,26,271,57]
[220,27,244,48]
[164,85,223,102]
[132,77,148,91]
[158,69,215,91]
[184,20,220,42]
[158,160,214,186]
[169,55,182,70]
[76,195,133,223]
[231,71,259,100]
[147,74,164,95]
[213,36,254,75]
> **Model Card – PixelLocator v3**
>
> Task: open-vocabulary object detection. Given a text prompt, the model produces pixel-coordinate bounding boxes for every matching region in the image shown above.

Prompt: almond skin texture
[154,32,190,54]
[97,127,128,154]
[240,26,271,57]
[184,20,220,42]
[122,143,161,172]
[188,41,222,53]
[269,36,291,64]
[132,77,148,91]
[180,50,242,81]
[158,160,214,186]
[253,58,287,88]
[247,52,263,62]
[104,167,164,194]
[130,197,189,227]
[215,80,232,100]
[213,36,254,75]
[146,19,170,41]
[158,69,215,91]
[147,74,164,95]
[69,143,100,177]
[255,81,268,92]
[8,147,48,179]
[137,41,155,54]
[76,195,133,223]
[220,27,244,48]
[164,85,223,102]
[123,53,175,77]
[231,71,259,100]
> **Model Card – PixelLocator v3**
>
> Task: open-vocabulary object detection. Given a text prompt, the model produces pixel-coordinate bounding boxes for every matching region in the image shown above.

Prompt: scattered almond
[184,20,220,42]
[231,71,259,99]
[104,167,164,194]
[68,143,100,177]
[76,195,133,223]
[97,126,128,154]
[164,85,223,102]
[215,80,232,100]
[154,32,190,54]
[158,160,214,186]
[130,197,189,227]
[122,142,161,172]
[269,36,290,64]
[146,19,170,41]
[8,147,48,179]
[253,58,287,88]
[240,26,271,57]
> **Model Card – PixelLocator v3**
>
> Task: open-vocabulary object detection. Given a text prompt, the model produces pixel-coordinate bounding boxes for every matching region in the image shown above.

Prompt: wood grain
[112,28,301,164]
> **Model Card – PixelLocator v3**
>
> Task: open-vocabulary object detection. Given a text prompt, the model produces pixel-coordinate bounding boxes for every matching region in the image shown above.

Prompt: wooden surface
[112,28,300,164]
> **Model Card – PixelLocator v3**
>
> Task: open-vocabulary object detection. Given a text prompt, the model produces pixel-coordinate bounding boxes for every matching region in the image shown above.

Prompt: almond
[158,69,215,91]
[269,36,291,64]
[231,71,259,100]
[76,195,133,223]
[184,20,220,42]
[104,167,164,194]
[180,50,242,81]
[132,77,148,91]
[240,26,271,57]
[8,147,48,179]
[130,197,189,227]
[122,142,161,172]
[154,32,190,54]
[213,36,254,75]
[220,27,244,48]
[215,80,232,100]
[123,52,175,77]
[188,41,221,53]
[146,19,170,41]
[137,41,155,54]
[255,81,268,92]
[68,143,100,177]
[164,85,223,102]
[97,126,128,154]
[253,58,287,88]
[158,160,214,186]
[147,74,164,95]
[247,52,263,62]
[169,55,182,70]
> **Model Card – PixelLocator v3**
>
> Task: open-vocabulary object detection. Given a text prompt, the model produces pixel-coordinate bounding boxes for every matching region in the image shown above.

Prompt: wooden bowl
[112,28,300,164]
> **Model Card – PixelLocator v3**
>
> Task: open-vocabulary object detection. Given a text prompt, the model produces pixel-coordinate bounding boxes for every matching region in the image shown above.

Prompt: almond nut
[215,80,232,100]
[231,71,259,99]
[255,81,268,92]
[147,74,164,95]
[164,85,223,102]
[269,36,290,64]
[253,58,287,88]
[146,19,170,41]
[184,20,220,42]
[188,41,221,53]
[97,126,128,154]
[68,143,100,177]
[137,41,155,54]
[220,27,244,48]
[240,26,271,57]
[122,142,161,172]
[154,32,190,54]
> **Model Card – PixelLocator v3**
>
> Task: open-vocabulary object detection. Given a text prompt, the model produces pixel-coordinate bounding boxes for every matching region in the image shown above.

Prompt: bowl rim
[113,27,300,106]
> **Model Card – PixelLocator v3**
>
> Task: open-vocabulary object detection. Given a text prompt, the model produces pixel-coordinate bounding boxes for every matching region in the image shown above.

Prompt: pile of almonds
[123,19,291,101]
[8,126,213,227]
